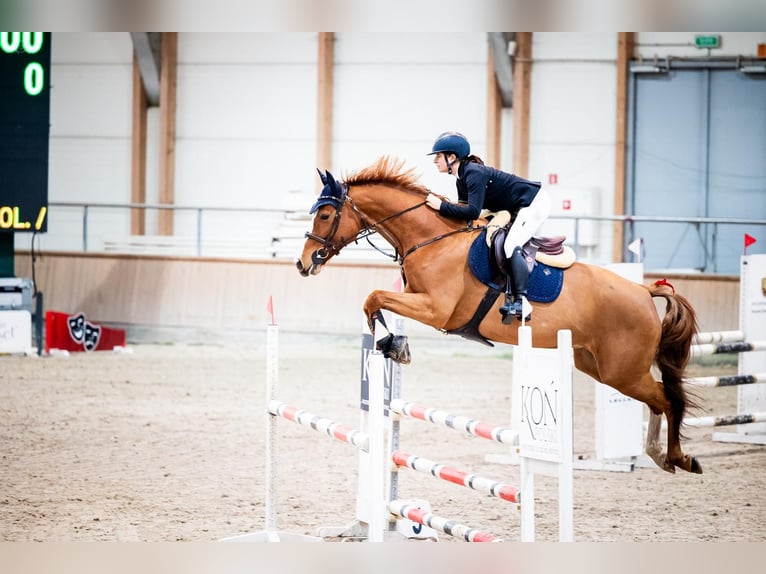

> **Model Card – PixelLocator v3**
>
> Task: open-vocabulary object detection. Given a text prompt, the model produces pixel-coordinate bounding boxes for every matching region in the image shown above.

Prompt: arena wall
[15,253,739,342]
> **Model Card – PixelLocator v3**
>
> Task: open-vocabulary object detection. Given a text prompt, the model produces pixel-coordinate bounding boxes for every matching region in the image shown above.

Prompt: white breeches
[503,188,551,258]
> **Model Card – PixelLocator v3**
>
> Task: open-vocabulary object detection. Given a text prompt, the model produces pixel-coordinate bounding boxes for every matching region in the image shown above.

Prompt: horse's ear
[325,170,338,189]
[316,168,328,186]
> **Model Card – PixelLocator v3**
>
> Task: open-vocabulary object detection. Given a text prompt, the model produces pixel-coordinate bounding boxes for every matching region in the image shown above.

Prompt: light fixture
[630,63,668,74]
[739,64,766,74]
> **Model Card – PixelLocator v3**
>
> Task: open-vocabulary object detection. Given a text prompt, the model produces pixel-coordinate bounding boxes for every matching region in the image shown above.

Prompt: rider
[425,131,551,323]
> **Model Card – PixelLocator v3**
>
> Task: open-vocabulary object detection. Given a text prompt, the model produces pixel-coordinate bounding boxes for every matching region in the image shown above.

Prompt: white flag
[628,238,643,261]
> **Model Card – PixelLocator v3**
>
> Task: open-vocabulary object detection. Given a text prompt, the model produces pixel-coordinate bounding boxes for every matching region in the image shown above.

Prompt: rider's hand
[426,193,442,211]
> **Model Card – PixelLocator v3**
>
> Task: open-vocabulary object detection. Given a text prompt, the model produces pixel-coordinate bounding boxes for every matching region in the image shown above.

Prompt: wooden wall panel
[14,254,739,338]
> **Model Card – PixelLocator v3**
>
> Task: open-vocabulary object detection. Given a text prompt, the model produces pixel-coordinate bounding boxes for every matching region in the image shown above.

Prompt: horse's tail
[645,280,702,425]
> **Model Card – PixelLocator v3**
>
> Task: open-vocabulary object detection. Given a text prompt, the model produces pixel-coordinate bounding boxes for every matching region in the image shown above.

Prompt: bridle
[305,183,478,266]
[305,183,426,265]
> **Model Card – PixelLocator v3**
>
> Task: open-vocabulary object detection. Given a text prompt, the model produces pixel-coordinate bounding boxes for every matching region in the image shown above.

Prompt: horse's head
[296,169,364,276]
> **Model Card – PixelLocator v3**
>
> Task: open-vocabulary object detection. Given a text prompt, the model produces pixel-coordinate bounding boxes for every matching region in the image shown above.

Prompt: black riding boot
[499,246,530,324]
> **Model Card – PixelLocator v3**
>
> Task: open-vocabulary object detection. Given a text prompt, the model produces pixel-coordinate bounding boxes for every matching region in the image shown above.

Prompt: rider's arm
[437,172,486,221]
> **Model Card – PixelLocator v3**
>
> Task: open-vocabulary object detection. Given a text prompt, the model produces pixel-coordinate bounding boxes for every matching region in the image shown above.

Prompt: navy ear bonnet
[310,169,346,214]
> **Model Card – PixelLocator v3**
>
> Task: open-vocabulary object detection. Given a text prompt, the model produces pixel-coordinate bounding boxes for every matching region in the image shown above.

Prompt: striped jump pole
[691,340,766,358]
[392,450,520,503]
[693,330,745,345]
[388,500,502,543]
[648,412,766,430]
[268,401,370,452]
[389,399,518,445]
[686,372,766,388]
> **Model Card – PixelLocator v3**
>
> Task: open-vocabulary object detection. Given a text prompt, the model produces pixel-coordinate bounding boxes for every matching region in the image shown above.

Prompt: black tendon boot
[499,246,530,324]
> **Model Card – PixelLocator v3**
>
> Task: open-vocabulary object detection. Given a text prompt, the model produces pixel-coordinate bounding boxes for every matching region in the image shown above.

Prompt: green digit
[0,32,21,53]
[22,32,43,54]
[24,62,44,95]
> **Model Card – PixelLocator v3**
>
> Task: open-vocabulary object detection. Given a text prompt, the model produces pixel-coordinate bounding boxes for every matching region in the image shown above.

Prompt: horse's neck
[355,184,464,250]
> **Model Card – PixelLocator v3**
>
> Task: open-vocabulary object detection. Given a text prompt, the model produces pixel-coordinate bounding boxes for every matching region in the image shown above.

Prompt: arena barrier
[225,321,574,542]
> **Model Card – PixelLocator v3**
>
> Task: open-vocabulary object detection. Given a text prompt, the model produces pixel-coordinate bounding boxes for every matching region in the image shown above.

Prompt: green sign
[695,35,721,49]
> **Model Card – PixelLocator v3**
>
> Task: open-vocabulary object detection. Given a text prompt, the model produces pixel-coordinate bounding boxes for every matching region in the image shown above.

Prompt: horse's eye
[320,213,330,221]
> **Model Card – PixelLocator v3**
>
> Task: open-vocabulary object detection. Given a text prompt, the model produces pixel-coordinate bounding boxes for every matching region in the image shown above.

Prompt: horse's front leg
[363,289,448,365]
[363,289,444,333]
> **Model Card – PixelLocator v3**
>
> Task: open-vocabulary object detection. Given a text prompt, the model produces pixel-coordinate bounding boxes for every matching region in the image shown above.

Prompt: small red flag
[745,233,757,249]
[266,295,275,325]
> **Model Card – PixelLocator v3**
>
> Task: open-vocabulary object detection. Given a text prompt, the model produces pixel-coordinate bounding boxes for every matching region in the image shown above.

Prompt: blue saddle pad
[467,231,564,303]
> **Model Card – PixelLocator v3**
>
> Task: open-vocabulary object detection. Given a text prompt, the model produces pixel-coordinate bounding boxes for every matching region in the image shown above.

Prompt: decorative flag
[266,295,275,325]
[627,238,643,262]
[744,233,757,254]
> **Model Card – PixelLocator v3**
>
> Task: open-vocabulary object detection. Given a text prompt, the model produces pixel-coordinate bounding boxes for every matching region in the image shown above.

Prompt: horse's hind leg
[620,371,702,474]
[662,387,703,474]
[644,410,673,473]
[575,349,676,472]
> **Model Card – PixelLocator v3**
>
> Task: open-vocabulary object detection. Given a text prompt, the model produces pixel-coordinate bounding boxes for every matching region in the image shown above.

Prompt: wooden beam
[158,32,178,236]
[131,51,147,236]
[512,32,532,178]
[612,32,634,262]
[486,44,502,167]
[316,32,334,193]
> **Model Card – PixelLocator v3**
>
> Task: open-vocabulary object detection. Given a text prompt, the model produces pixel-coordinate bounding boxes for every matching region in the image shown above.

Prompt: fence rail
[15,201,766,272]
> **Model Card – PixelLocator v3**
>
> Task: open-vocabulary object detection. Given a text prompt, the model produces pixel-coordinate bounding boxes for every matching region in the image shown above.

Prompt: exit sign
[695,35,721,49]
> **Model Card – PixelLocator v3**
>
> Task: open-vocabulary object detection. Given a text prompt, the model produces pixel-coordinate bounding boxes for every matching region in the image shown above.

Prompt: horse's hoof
[689,457,703,474]
[376,334,411,365]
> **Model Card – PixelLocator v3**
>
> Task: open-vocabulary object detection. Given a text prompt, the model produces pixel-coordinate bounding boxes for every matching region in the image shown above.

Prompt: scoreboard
[0,32,51,233]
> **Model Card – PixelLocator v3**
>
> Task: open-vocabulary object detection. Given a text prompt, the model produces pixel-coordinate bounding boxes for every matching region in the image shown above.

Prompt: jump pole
[316,317,403,540]
[220,323,322,542]
[712,254,766,445]
[221,323,387,542]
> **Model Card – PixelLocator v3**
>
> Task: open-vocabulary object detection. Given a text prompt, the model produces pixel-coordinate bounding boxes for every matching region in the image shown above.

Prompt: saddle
[448,213,574,346]
[483,210,576,272]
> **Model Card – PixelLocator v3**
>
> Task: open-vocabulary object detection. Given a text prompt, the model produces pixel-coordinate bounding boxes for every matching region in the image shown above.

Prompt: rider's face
[433,152,452,173]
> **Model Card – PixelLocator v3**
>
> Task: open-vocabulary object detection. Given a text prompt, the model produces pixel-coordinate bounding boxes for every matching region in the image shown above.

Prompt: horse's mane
[344,156,429,196]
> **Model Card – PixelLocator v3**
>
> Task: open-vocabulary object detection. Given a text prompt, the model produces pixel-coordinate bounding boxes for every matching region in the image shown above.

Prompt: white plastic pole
[366,351,386,542]
[557,329,574,542]
[516,326,534,542]
[265,323,279,530]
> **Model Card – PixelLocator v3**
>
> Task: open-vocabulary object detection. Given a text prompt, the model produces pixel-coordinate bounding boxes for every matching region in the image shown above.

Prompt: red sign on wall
[45,311,126,353]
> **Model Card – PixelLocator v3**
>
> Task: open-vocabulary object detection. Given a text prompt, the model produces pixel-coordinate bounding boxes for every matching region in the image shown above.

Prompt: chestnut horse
[297,156,702,474]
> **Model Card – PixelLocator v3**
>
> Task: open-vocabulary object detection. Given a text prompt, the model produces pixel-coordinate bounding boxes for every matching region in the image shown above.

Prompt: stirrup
[499,299,529,324]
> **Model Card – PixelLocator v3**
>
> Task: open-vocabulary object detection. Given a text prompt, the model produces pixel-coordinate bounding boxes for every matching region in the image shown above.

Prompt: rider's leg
[499,246,530,323]
[499,190,551,323]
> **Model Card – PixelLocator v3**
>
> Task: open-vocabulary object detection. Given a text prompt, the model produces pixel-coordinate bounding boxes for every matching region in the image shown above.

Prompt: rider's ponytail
[464,154,484,165]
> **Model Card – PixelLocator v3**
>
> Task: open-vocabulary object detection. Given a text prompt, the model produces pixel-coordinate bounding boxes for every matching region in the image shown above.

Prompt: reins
[398,225,478,264]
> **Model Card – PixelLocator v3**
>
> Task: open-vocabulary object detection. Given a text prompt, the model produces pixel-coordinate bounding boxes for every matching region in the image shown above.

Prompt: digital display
[0,32,51,233]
